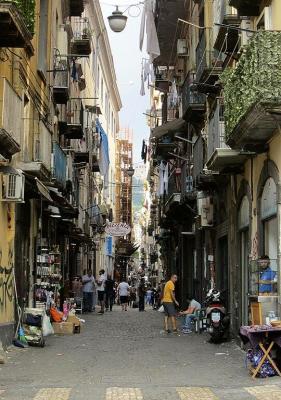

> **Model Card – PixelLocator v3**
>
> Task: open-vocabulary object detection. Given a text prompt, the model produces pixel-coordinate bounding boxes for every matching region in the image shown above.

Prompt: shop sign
[105,236,113,256]
[105,222,131,237]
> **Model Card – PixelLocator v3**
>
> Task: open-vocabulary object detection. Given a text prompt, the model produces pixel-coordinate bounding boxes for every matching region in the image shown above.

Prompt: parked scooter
[205,289,230,343]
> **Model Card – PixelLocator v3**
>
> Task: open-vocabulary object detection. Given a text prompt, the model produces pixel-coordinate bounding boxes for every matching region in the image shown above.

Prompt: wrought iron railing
[52,142,67,186]
[53,58,69,89]
[196,33,224,82]
[72,17,90,41]
[207,98,228,161]
[181,73,205,115]
[5,0,36,33]
[67,98,83,126]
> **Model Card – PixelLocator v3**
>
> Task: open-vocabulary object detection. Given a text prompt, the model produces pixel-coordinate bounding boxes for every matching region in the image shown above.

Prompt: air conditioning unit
[177,39,189,56]
[0,172,25,202]
[240,19,254,47]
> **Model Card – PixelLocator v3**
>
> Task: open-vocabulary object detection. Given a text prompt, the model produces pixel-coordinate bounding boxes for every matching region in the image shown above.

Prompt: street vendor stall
[240,325,281,378]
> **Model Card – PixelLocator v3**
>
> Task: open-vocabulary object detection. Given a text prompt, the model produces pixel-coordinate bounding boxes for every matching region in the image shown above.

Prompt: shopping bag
[42,315,54,337]
[158,305,165,313]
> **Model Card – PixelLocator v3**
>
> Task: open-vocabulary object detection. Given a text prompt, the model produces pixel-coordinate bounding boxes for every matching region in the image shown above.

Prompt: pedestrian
[105,274,115,311]
[97,269,106,314]
[145,286,153,305]
[82,268,95,312]
[138,278,146,312]
[117,277,130,311]
[130,287,137,307]
[179,296,201,334]
[162,274,179,333]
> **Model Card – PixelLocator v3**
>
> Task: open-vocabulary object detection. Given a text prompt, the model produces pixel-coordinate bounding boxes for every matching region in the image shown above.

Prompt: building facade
[146,0,281,335]
[0,0,120,347]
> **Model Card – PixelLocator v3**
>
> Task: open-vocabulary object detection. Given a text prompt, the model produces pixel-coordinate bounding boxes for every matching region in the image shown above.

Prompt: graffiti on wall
[0,248,13,312]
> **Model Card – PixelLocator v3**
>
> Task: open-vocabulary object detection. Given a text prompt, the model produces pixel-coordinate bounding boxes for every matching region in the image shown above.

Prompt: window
[38,0,48,79]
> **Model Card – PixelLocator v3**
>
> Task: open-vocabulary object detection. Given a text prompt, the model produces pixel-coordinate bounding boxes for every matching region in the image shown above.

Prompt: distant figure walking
[145,287,153,305]
[82,269,95,312]
[105,275,115,311]
[138,278,146,312]
[118,278,130,311]
[162,274,179,333]
[97,269,106,314]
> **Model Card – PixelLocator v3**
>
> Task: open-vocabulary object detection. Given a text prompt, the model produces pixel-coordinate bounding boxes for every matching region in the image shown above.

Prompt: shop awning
[47,186,79,218]
[35,178,53,202]
[150,118,186,140]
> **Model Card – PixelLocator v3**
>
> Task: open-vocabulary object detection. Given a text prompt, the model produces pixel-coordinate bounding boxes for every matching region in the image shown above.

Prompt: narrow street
[1,307,281,400]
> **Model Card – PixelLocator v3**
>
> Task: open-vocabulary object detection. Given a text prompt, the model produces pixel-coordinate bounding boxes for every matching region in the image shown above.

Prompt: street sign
[105,222,131,236]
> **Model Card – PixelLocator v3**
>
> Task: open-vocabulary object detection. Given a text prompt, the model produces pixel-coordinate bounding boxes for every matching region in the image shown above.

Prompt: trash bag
[25,313,42,327]
[42,315,54,337]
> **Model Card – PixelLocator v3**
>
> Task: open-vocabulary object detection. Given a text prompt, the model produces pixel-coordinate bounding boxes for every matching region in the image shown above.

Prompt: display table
[240,325,281,378]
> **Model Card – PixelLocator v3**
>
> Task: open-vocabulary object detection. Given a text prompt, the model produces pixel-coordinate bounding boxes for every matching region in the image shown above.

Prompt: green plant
[221,32,281,138]
[10,0,35,34]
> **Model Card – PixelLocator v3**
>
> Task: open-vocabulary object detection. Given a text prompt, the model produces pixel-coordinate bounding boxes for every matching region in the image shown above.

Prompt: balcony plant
[11,0,35,34]
[221,31,281,139]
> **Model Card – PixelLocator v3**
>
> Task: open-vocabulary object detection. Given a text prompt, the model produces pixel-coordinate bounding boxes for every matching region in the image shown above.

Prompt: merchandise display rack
[35,245,62,309]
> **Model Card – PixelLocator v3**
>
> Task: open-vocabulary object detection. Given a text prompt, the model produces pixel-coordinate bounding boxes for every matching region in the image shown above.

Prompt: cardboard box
[67,315,80,326]
[52,322,74,335]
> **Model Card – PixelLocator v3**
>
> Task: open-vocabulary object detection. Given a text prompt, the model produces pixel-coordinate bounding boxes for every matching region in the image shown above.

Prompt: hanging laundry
[97,120,110,176]
[140,72,145,96]
[169,80,179,108]
[71,59,78,82]
[139,0,160,62]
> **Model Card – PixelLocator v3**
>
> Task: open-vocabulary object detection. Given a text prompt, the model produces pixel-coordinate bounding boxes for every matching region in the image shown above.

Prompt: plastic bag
[158,305,165,313]
[42,315,54,337]
[50,307,63,322]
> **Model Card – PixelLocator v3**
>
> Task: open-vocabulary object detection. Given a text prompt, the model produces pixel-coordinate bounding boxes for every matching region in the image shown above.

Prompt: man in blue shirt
[258,255,277,294]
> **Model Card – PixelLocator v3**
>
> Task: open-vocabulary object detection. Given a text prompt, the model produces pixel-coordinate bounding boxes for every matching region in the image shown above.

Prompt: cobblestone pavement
[1,307,281,399]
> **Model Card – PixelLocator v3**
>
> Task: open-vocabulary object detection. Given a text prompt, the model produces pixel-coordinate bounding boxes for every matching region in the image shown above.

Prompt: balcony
[0,78,21,159]
[0,1,34,54]
[71,17,91,56]
[52,142,67,187]
[196,33,224,85]
[17,122,52,180]
[206,98,248,173]
[229,0,261,16]
[64,98,84,139]
[74,137,89,163]
[181,73,205,122]
[154,0,186,65]
[222,32,281,150]
[69,0,84,17]
[53,59,69,105]
[214,2,240,53]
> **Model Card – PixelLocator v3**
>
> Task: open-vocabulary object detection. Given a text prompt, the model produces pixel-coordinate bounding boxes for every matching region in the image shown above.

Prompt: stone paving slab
[1,308,281,399]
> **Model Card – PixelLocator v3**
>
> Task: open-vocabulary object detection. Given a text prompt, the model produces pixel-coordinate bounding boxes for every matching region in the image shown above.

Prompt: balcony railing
[181,73,205,118]
[214,1,240,52]
[52,142,67,186]
[65,98,84,139]
[207,98,228,162]
[53,58,69,105]
[0,1,35,53]
[71,17,91,55]
[196,33,224,83]
[222,31,281,149]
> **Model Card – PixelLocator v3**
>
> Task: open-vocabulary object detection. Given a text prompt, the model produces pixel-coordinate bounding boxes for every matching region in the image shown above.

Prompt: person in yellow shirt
[162,274,179,333]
